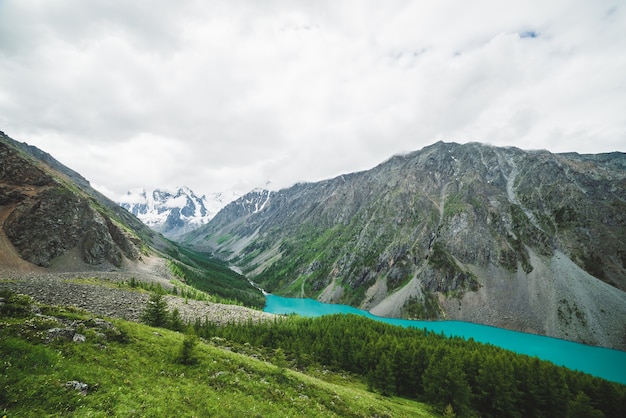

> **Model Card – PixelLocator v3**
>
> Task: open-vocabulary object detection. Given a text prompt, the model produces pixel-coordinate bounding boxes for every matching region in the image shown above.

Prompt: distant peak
[117,185,242,240]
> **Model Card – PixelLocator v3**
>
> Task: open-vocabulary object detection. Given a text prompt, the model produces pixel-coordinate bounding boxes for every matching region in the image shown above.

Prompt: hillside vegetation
[165,245,265,309]
[0,291,435,417]
[198,314,626,418]
[3,288,625,417]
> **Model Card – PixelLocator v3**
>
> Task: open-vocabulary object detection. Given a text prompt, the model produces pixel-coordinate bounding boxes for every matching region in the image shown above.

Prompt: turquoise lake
[264,294,626,385]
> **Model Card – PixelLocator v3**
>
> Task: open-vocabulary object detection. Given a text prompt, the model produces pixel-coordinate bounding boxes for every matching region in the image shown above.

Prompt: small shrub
[103,325,131,344]
[0,291,33,318]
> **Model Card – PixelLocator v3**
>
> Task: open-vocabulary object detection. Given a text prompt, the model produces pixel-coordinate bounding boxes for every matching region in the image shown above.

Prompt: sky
[1,0,625,199]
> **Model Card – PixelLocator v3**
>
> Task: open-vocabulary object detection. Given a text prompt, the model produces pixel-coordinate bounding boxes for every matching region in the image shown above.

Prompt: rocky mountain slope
[119,187,240,240]
[0,131,262,307]
[185,141,626,349]
[0,131,150,270]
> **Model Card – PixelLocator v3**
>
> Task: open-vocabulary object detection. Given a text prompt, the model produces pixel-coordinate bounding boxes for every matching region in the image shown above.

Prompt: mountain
[0,131,153,270]
[0,130,262,307]
[119,187,240,240]
[185,141,626,350]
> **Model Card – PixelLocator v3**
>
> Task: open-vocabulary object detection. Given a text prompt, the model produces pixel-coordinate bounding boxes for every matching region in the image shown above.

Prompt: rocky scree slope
[0,272,274,325]
[186,141,626,350]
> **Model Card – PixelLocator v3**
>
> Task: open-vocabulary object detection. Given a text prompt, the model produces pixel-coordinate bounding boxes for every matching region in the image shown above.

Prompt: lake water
[264,294,626,385]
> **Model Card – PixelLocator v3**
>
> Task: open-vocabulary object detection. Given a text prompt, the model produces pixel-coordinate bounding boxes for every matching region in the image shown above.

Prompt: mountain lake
[264,294,626,385]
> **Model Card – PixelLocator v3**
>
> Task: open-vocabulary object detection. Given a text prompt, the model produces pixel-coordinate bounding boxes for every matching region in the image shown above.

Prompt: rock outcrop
[0,132,141,268]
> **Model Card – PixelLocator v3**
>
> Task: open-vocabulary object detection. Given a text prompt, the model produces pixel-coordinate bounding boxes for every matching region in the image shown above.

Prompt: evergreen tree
[373,353,396,396]
[367,369,375,392]
[169,308,185,332]
[443,403,456,417]
[273,347,288,380]
[176,334,198,365]
[567,391,605,418]
[422,349,472,416]
[142,293,169,328]
[475,354,519,417]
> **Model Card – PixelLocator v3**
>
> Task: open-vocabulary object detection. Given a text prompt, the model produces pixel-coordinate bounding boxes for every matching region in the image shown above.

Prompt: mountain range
[2,128,625,350]
[184,141,626,350]
[119,187,240,240]
[3,130,624,418]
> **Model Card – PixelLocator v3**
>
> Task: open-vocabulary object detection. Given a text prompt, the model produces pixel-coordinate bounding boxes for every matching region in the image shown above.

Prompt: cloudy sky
[1,1,624,199]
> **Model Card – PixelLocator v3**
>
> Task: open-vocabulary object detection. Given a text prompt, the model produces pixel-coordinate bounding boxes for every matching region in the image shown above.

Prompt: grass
[0,293,437,417]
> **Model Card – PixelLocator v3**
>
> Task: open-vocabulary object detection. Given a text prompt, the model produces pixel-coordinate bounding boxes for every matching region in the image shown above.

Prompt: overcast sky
[1,1,625,199]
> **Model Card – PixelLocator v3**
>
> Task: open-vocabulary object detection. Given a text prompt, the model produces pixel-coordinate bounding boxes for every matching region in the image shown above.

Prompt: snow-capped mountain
[118,187,240,240]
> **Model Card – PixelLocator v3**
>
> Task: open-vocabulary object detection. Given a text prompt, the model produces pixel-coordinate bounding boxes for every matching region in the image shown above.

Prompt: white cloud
[1,0,624,198]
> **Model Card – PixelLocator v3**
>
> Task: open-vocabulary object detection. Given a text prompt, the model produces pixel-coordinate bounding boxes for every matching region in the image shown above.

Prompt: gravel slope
[440,250,626,351]
[0,271,275,325]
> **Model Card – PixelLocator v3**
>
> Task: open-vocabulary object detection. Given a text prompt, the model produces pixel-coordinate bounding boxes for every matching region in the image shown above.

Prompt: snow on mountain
[242,188,272,214]
[119,187,240,240]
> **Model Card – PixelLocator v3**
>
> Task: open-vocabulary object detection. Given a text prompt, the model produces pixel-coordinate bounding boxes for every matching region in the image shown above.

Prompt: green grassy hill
[0,292,436,417]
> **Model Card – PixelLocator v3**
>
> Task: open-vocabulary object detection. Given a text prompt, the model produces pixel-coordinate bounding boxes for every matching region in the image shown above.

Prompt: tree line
[187,313,624,417]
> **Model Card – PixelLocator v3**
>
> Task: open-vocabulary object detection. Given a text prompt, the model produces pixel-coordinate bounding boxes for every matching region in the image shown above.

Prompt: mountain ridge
[0,131,148,269]
[119,187,241,240]
[185,141,626,349]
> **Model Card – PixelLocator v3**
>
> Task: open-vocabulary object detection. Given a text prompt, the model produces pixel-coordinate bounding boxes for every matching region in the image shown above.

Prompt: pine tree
[176,334,198,365]
[373,353,396,397]
[169,308,185,332]
[422,349,472,416]
[443,403,456,417]
[142,293,169,328]
[567,391,605,418]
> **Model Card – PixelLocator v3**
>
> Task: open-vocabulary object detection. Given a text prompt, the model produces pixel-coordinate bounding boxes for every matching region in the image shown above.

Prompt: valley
[1,131,625,416]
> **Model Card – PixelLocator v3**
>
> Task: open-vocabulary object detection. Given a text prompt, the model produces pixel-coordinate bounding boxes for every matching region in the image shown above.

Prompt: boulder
[65,380,88,395]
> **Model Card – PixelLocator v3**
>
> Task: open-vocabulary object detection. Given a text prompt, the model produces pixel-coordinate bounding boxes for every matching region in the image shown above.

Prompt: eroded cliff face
[187,142,626,349]
[0,134,140,269]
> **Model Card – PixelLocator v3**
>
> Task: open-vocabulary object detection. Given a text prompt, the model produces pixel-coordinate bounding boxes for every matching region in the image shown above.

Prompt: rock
[65,380,88,395]
[85,318,115,330]
[72,333,86,343]
[46,327,75,342]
